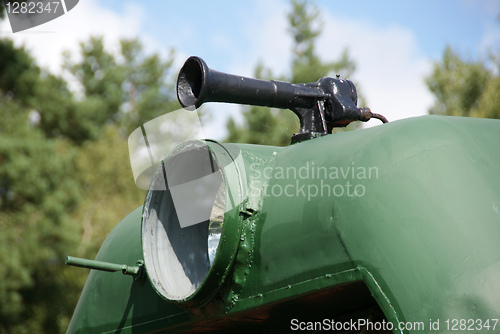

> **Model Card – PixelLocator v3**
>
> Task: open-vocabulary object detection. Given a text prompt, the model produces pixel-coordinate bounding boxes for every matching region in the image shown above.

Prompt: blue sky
[99,0,498,62]
[2,0,499,139]
[315,0,497,58]
[97,0,497,56]
[84,1,499,68]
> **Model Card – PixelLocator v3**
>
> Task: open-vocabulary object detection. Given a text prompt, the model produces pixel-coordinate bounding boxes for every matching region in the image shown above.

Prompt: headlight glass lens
[142,141,226,301]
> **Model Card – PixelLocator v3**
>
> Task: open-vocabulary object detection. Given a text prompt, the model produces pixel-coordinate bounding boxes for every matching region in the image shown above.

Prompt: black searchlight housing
[141,140,244,307]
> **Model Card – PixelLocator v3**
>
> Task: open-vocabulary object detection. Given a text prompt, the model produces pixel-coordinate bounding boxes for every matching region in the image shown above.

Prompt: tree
[287,0,355,84]
[0,42,81,333]
[0,39,40,101]
[70,125,146,258]
[61,36,182,257]
[226,0,360,146]
[0,34,180,333]
[426,46,500,119]
[36,37,179,144]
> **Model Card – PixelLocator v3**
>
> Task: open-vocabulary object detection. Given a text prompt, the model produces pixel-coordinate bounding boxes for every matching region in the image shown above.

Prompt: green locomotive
[65,57,500,333]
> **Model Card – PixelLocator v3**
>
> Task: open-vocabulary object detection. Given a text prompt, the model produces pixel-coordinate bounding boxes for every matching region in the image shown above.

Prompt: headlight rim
[141,139,244,307]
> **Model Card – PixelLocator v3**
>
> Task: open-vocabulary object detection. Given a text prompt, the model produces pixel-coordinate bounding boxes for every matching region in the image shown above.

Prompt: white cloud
[479,20,500,57]
[212,1,434,134]
[316,13,433,126]
[237,0,291,77]
[197,0,293,140]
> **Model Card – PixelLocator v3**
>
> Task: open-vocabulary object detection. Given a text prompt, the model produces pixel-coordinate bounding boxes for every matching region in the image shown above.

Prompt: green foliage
[22,36,178,144]
[62,37,179,140]
[225,0,361,146]
[71,125,146,258]
[288,0,355,83]
[60,37,178,260]
[426,46,500,119]
[0,34,178,333]
[226,63,298,146]
[0,39,40,101]
[0,98,81,333]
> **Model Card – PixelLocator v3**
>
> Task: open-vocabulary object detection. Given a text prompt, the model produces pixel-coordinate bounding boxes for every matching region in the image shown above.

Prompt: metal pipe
[65,256,140,276]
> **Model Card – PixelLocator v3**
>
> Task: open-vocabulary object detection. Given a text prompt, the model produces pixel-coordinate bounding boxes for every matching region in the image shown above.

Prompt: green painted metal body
[67,115,500,333]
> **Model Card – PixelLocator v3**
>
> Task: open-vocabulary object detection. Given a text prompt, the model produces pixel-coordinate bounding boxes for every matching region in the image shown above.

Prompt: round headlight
[142,140,243,306]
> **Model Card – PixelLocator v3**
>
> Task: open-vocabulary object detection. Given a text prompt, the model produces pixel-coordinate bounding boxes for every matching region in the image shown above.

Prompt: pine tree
[0,40,81,333]
[0,34,180,333]
[426,46,500,119]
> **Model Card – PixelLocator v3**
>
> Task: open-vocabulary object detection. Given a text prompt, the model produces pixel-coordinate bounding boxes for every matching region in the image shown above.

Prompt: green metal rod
[65,256,140,276]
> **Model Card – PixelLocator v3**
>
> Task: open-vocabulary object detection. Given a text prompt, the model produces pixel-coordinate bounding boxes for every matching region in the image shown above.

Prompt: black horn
[177,56,325,111]
[176,56,387,143]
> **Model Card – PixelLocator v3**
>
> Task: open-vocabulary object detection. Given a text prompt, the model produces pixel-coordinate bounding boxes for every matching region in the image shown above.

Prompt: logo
[3,0,79,33]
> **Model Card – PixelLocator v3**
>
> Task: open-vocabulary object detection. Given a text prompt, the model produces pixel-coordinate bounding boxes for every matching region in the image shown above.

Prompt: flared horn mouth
[177,56,209,110]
